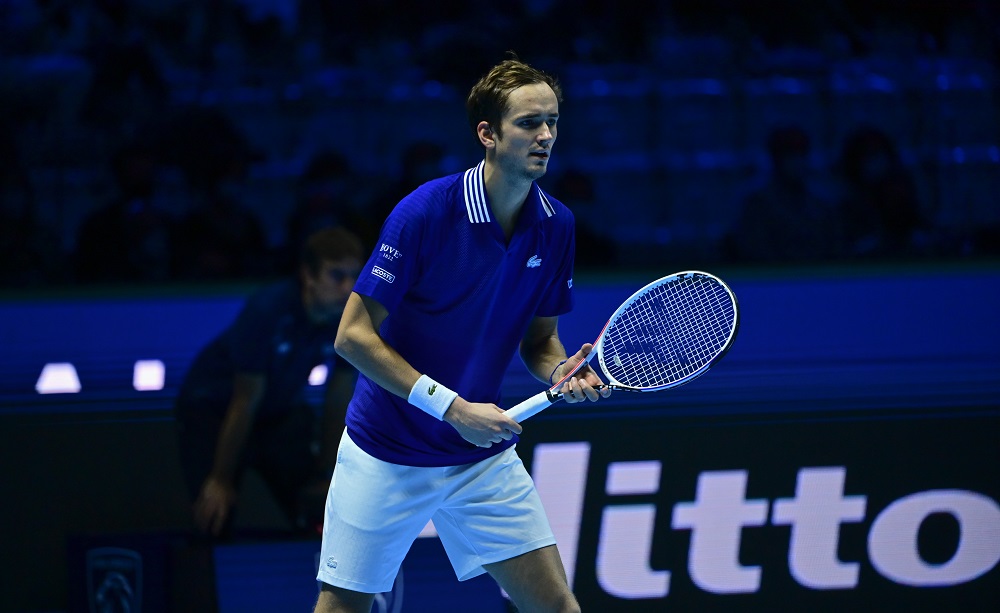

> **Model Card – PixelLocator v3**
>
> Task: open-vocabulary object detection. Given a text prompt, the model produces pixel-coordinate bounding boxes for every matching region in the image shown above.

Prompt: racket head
[594,271,739,391]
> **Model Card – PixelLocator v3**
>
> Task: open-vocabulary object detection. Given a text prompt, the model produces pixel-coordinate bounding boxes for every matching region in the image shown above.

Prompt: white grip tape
[504,390,556,423]
[408,374,458,420]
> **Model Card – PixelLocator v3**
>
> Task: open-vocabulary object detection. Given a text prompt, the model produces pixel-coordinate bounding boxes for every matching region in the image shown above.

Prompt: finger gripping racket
[506,271,739,422]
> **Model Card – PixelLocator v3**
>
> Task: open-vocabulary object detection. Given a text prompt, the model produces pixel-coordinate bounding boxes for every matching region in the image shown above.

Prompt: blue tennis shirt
[346,161,576,466]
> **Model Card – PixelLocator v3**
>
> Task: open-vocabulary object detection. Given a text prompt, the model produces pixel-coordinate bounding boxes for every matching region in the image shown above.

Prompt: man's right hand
[444,398,523,448]
[194,476,238,536]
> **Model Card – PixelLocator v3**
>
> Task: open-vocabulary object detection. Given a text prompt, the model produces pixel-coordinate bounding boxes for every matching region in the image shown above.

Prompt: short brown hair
[466,54,563,146]
[301,226,364,275]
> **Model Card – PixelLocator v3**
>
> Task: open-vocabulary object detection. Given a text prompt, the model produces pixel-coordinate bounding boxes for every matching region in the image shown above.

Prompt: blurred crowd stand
[1,0,999,289]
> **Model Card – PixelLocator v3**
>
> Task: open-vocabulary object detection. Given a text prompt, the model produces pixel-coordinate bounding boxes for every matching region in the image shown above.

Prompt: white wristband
[407,374,458,420]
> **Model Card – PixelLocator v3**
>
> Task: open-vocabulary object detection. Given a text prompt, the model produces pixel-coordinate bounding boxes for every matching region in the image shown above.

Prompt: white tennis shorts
[315,429,556,593]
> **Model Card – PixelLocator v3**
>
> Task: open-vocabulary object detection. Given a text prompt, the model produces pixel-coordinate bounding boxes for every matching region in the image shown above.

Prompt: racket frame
[594,270,740,392]
[505,271,739,422]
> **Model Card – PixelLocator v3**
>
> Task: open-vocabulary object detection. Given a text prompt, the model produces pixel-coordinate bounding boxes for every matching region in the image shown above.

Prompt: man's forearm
[210,373,265,484]
[210,402,254,484]
[521,335,568,384]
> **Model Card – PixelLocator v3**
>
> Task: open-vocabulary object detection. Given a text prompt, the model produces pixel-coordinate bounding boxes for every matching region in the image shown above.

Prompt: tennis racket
[506,270,739,422]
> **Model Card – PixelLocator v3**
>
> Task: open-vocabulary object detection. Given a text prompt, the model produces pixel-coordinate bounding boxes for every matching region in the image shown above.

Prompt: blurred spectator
[230,0,298,67]
[969,224,1000,256]
[550,168,619,268]
[284,151,355,272]
[834,125,932,259]
[0,1,93,149]
[172,169,269,282]
[150,106,256,195]
[75,140,176,283]
[79,0,168,139]
[174,226,364,539]
[383,141,448,208]
[0,120,65,287]
[1,0,996,287]
[364,141,447,245]
[153,106,269,281]
[296,0,382,66]
[724,125,842,263]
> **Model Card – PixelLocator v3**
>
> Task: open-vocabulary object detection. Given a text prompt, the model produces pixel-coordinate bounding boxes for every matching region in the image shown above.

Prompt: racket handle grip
[505,390,557,423]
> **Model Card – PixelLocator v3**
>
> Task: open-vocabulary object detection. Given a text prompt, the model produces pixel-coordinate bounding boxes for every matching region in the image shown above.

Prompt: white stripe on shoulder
[537,186,556,217]
[463,161,490,223]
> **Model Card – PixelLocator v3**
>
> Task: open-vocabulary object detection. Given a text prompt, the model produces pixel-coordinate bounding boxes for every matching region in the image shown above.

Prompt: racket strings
[601,276,736,389]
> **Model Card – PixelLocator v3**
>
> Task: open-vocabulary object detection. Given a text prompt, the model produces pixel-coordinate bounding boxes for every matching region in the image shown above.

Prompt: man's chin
[525,164,548,180]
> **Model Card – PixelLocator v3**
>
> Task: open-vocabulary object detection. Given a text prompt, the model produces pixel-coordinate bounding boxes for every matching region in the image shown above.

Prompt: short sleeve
[352,193,428,313]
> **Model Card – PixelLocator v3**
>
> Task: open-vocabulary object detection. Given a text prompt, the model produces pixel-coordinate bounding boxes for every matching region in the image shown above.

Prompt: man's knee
[551,591,581,613]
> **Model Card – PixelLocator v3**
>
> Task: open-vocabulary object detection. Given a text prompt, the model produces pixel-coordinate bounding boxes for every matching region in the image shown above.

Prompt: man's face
[492,82,559,181]
[303,258,361,323]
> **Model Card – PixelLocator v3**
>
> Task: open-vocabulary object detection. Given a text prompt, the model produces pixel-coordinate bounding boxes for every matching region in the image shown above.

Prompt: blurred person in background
[0,119,65,287]
[834,125,932,259]
[174,226,364,540]
[365,140,448,246]
[550,167,619,268]
[167,108,270,281]
[285,150,356,273]
[75,140,177,284]
[0,0,93,152]
[78,0,168,141]
[724,125,842,263]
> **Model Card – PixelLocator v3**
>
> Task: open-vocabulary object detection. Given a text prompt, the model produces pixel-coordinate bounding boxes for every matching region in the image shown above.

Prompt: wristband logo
[428,384,437,396]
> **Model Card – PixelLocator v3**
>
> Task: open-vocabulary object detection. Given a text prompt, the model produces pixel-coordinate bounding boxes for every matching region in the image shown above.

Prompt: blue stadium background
[1,1,998,611]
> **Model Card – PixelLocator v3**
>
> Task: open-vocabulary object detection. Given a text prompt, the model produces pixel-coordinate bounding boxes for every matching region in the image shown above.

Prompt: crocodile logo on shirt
[428,384,437,396]
[526,255,542,268]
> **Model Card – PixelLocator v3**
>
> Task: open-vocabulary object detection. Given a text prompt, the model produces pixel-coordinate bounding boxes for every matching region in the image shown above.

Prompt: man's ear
[477,121,495,149]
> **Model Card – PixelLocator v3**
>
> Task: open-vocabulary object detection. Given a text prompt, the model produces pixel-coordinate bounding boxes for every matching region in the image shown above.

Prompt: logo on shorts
[428,384,437,396]
[527,254,542,268]
[372,266,395,283]
[326,556,337,569]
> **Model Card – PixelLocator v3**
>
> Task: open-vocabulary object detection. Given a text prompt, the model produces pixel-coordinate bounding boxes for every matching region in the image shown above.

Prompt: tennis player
[314,56,610,613]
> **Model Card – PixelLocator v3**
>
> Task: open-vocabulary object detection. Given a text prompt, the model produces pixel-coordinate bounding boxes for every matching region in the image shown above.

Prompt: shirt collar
[462,161,556,224]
